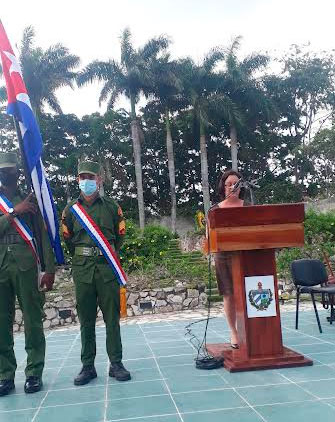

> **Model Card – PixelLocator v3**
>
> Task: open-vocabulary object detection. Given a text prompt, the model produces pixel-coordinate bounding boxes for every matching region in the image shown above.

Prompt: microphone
[231,178,242,191]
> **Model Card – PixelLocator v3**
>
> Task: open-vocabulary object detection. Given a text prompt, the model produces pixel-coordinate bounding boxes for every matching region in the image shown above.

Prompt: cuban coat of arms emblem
[248,281,273,311]
[245,275,277,318]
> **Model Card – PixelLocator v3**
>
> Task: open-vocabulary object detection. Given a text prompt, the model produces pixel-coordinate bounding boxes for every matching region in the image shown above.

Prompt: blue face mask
[79,179,97,196]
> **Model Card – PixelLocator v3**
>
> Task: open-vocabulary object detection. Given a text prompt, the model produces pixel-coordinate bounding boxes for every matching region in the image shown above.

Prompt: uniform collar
[77,192,102,206]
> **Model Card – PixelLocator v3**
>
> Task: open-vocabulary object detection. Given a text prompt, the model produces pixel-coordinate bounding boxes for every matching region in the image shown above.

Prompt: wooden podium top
[208,203,305,252]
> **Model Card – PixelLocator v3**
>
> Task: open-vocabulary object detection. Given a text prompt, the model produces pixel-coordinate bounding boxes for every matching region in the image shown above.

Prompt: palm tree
[18,26,80,117]
[180,52,240,214]
[220,36,271,170]
[148,56,184,233]
[77,28,170,230]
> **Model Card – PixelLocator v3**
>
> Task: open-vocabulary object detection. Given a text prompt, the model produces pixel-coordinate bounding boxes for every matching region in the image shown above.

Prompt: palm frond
[77,60,123,86]
[106,87,123,110]
[120,27,135,66]
[139,35,170,61]
[203,47,225,72]
[240,53,269,75]
[226,35,242,57]
[21,26,35,54]
[45,92,62,114]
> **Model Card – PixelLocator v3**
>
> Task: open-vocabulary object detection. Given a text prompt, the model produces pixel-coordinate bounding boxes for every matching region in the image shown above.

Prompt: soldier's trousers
[0,253,45,380]
[74,266,122,366]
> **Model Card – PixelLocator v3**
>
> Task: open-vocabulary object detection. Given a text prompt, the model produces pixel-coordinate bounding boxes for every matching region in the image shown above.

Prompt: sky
[1,0,335,117]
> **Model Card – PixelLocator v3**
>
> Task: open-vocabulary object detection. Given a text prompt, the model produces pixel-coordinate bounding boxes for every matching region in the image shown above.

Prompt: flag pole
[13,116,45,271]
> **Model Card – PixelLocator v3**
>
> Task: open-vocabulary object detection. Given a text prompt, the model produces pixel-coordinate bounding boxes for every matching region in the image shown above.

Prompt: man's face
[77,173,101,196]
[78,173,98,182]
[0,167,18,187]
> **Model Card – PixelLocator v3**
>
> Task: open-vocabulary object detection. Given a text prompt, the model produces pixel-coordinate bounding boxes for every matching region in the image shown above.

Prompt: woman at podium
[213,170,245,349]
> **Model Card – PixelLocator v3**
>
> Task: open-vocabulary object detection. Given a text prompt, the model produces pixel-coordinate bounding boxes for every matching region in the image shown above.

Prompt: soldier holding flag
[0,152,55,396]
[0,21,64,396]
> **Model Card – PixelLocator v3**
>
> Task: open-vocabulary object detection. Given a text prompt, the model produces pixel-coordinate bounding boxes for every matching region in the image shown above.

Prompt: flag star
[3,50,23,77]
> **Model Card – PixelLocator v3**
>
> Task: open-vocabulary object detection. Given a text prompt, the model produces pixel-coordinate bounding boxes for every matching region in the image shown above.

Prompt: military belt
[75,246,104,256]
[0,233,24,245]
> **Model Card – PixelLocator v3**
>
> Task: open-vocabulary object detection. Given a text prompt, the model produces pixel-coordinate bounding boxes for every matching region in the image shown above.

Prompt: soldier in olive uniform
[0,152,55,396]
[62,160,130,385]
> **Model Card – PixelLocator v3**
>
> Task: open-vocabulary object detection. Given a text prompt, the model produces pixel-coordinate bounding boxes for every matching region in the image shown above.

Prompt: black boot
[0,379,15,396]
[74,365,97,386]
[24,376,42,394]
[109,362,131,381]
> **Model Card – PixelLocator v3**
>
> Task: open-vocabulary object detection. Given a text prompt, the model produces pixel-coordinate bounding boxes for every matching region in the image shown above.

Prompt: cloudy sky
[1,0,335,116]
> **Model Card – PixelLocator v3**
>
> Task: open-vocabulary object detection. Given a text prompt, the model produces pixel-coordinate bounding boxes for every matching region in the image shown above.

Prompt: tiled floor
[2,307,335,422]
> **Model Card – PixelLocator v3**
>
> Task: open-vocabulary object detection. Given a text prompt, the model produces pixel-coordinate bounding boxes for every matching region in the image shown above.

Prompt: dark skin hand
[40,273,55,291]
[13,193,38,215]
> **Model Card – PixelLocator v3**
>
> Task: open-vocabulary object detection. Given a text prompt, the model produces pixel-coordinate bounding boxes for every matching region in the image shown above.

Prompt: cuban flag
[0,21,64,264]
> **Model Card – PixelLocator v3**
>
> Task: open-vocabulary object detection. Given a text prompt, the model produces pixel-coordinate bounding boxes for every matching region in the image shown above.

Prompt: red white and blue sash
[0,193,40,263]
[70,202,127,286]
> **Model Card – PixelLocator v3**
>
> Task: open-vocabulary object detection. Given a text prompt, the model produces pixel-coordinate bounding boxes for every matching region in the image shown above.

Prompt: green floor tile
[298,379,335,399]
[306,353,335,365]
[153,346,194,357]
[160,364,201,379]
[238,383,314,405]
[157,355,195,367]
[106,394,176,420]
[123,349,154,360]
[0,391,44,412]
[122,357,157,371]
[256,400,335,422]
[326,398,335,407]
[293,343,335,354]
[222,369,288,387]
[42,385,105,407]
[165,374,227,393]
[182,407,264,422]
[173,389,246,413]
[277,364,335,382]
[122,416,180,422]
[150,341,187,350]
[108,379,167,399]
[35,401,105,422]
[0,409,36,422]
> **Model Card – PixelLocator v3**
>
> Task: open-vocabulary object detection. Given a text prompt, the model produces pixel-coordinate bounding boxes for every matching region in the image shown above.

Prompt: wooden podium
[206,203,313,372]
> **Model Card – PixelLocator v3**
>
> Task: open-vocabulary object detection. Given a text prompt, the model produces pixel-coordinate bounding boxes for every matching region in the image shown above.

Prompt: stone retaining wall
[13,284,207,332]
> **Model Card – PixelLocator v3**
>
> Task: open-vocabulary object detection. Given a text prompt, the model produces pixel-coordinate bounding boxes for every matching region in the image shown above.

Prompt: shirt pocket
[100,217,116,243]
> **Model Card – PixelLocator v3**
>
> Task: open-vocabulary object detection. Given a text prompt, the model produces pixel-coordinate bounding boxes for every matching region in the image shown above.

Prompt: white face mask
[79,179,97,196]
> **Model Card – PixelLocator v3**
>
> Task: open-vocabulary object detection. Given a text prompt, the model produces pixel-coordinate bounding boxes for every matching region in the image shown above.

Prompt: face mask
[79,179,97,196]
[0,172,18,186]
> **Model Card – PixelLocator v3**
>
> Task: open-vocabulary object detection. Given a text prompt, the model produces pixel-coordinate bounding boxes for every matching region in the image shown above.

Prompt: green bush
[120,221,174,272]
[277,210,335,279]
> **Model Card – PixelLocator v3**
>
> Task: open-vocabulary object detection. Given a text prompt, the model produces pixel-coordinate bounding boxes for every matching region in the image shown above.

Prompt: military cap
[78,160,100,176]
[0,152,19,169]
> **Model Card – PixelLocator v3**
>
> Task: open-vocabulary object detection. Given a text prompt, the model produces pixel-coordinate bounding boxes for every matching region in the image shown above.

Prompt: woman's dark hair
[217,169,245,200]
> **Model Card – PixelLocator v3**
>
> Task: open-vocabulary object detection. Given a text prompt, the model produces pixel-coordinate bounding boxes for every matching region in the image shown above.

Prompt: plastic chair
[290,259,335,333]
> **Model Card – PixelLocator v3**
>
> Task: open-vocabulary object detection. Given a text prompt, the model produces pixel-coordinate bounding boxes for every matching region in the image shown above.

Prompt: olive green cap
[0,152,18,169]
[78,160,100,176]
